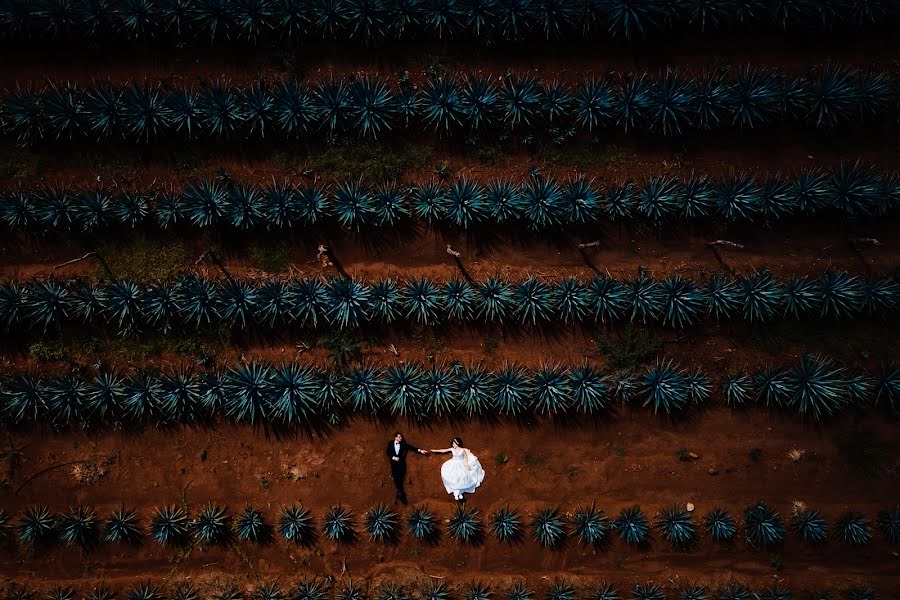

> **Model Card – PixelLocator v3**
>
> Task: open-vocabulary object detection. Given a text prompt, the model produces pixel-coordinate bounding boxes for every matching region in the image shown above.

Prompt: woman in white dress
[430,437,485,501]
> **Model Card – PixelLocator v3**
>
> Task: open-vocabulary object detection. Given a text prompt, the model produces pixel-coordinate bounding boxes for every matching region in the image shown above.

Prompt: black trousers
[390,461,407,496]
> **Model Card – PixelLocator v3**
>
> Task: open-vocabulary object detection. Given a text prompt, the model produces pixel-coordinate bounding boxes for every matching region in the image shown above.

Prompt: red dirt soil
[2,411,898,591]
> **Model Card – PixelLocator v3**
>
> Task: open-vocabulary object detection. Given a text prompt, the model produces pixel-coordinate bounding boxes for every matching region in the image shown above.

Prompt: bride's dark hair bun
[452,437,463,447]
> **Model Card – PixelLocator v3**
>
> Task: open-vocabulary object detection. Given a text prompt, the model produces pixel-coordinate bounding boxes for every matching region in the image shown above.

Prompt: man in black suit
[386,431,429,504]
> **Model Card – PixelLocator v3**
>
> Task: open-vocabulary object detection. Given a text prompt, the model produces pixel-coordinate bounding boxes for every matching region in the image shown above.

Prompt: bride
[430,437,485,501]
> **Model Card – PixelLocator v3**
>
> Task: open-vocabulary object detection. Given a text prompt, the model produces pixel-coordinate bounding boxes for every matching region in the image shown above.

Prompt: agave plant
[790,504,828,544]
[639,175,681,224]
[656,504,696,548]
[489,506,521,542]
[660,275,704,328]
[786,354,847,420]
[377,583,409,600]
[128,582,164,600]
[448,506,482,542]
[741,269,784,322]
[627,269,664,323]
[877,505,900,544]
[222,362,271,424]
[531,507,566,547]
[365,503,399,542]
[235,506,268,542]
[501,74,542,128]
[150,505,190,545]
[322,505,355,542]
[679,588,706,600]
[18,505,57,543]
[506,584,531,600]
[641,359,689,415]
[372,184,409,226]
[383,363,425,418]
[465,583,491,600]
[531,364,571,415]
[817,269,864,319]
[546,582,575,600]
[493,364,533,415]
[836,511,871,545]
[422,583,451,600]
[327,277,370,328]
[568,363,608,414]
[588,275,628,323]
[407,505,438,540]
[703,507,736,542]
[758,587,791,600]
[404,277,442,325]
[753,366,792,407]
[743,501,784,548]
[278,503,315,545]
[478,277,515,323]
[572,502,608,546]
[631,583,664,600]
[293,579,328,600]
[615,505,649,545]
[336,583,364,600]
[105,506,141,544]
[58,503,99,548]
[722,373,753,407]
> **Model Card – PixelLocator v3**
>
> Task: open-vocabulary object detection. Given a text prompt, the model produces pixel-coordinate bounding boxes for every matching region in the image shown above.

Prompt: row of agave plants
[4,66,898,143]
[1,354,898,425]
[0,0,896,42]
[0,581,887,600]
[7,501,900,551]
[3,165,898,232]
[2,270,897,335]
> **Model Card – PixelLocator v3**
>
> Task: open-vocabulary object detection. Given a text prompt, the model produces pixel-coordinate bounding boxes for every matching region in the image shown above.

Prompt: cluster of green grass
[276,142,436,182]
[100,236,189,283]
[29,331,222,363]
[595,327,662,369]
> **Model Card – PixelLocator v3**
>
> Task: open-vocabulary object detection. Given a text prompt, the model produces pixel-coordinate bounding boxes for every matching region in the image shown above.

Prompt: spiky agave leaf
[289,277,329,328]
[86,585,114,600]
[787,354,847,420]
[782,275,818,318]
[490,506,522,541]
[561,175,600,224]
[685,369,711,404]
[101,279,143,333]
[128,581,164,600]
[73,189,112,230]
[843,588,877,600]
[587,275,627,323]
[344,363,384,413]
[680,176,716,218]
[573,77,615,132]
[150,505,189,545]
[500,74,541,128]
[423,365,458,417]
[442,177,488,228]
[327,277,370,328]
[530,507,566,547]
[1,375,46,424]
[70,281,103,324]
[604,181,636,220]
[105,505,141,544]
[410,180,446,224]
[422,582,451,600]
[753,366,792,407]
[212,585,244,600]
[293,579,328,600]
[42,82,85,140]
[656,504,696,548]
[546,582,575,600]
[639,174,683,224]
[651,69,695,135]
[448,506,482,543]
[454,362,492,417]
[222,361,271,424]
[464,583,491,600]
[641,359,689,415]
[717,171,761,221]
[333,179,373,230]
[876,505,900,544]
[121,369,161,422]
[521,175,565,229]
[407,505,438,540]
[321,505,355,542]
[19,505,57,543]
[531,364,571,415]
[572,502,608,546]
[191,503,231,544]
[121,83,171,140]
[615,505,649,545]
[741,269,784,322]
[626,269,663,324]
[679,588,706,600]
[182,179,227,227]
[439,278,476,322]
[58,503,98,548]
[403,277,442,325]
[790,168,832,215]
[605,0,662,38]
[372,184,409,226]
[660,275,704,328]
[420,76,465,133]
[44,375,85,427]
[836,511,871,545]
[478,277,514,323]
[377,583,409,600]
[254,583,284,600]
[568,362,608,414]
[25,279,70,331]
[817,269,864,319]
[714,584,751,600]
[269,362,317,424]
[723,373,753,406]
[225,183,266,229]
[335,583,363,600]
[493,363,533,415]
[703,507,736,542]
[631,583,664,600]
[83,82,124,139]
[110,192,148,227]
[2,86,45,142]
[832,161,880,216]
[262,179,299,227]
[278,503,314,545]
[874,362,900,409]
[506,584,531,600]
[0,192,38,230]
[461,74,499,131]
[383,362,424,417]
[732,66,779,129]
[791,505,828,544]
[365,503,399,542]
[863,274,900,315]
[350,76,396,139]
[45,588,75,600]
[743,501,784,548]
[83,371,124,422]
[271,80,319,137]
[254,281,294,328]
[808,65,859,128]
[586,584,619,600]
[235,506,268,542]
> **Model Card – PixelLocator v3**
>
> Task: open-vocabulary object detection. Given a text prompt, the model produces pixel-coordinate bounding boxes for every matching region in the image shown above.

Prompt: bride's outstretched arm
[430,448,452,453]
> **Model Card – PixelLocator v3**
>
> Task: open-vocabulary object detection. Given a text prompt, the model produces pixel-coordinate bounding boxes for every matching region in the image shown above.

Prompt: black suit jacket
[386,440,421,465]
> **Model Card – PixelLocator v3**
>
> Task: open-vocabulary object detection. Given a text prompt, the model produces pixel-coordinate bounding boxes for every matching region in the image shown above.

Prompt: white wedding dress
[441,447,485,497]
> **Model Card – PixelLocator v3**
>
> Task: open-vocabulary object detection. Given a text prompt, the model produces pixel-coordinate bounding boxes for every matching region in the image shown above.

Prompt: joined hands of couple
[391,449,431,462]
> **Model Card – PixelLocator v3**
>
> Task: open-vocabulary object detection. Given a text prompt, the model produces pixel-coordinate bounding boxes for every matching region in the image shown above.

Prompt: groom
[386,432,429,505]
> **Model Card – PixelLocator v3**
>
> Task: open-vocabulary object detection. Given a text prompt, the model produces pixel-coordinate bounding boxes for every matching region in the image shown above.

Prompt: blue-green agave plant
[365,503,399,542]
[448,506,482,542]
[407,505,438,540]
[150,505,190,546]
[105,506,142,544]
[791,505,828,544]
[615,505,649,545]
[235,506,269,542]
[836,511,871,545]
[531,506,566,547]
[656,504,696,548]
[490,506,522,542]
[703,507,736,542]
[743,501,784,548]
[278,503,315,545]
[572,502,608,546]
